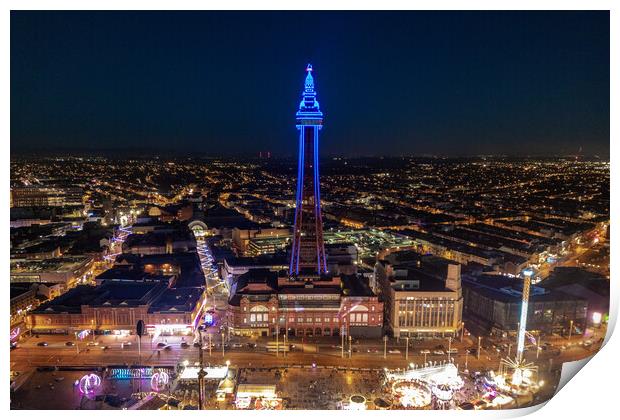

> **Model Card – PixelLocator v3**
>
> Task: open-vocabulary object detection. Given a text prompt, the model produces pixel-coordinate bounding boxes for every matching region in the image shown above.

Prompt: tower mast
[289,64,327,276]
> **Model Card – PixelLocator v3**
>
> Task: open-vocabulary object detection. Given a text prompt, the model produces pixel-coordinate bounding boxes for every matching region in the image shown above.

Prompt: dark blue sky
[11,11,609,157]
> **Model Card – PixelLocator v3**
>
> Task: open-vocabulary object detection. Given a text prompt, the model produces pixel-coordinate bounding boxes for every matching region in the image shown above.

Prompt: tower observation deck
[289,64,327,277]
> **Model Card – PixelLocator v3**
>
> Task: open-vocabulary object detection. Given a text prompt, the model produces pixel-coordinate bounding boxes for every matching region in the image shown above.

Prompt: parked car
[181,342,190,348]
[157,342,167,348]
[433,350,445,355]
[37,342,48,347]
[419,349,431,354]
[65,342,75,346]
[388,349,401,354]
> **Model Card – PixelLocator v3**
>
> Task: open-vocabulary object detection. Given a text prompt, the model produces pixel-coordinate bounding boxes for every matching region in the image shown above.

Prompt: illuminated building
[227,65,383,338]
[11,186,83,207]
[227,269,383,338]
[289,64,327,276]
[374,252,463,338]
[28,281,206,335]
[462,273,588,336]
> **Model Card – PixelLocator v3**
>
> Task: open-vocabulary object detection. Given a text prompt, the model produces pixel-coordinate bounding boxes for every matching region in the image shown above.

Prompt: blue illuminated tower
[289,64,327,276]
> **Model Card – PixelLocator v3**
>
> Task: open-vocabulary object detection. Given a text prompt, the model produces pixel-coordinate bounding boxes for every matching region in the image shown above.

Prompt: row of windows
[243,314,377,325]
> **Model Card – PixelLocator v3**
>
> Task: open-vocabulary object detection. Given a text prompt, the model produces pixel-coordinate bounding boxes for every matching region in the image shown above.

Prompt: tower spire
[299,63,321,113]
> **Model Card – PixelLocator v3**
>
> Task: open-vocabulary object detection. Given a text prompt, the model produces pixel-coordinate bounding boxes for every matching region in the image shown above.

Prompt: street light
[348,335,352,358]
[568,320,574,342]
[405,336,409,360]
[477,336,481,360]
[221,331,225,357]
[197,327,206,410]
[465,348,469,370]
[383,335,388,359]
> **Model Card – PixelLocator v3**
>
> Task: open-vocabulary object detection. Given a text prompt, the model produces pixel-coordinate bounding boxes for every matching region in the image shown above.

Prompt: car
[87,341,99,347]
[247,343,257,349]
[181,342,190,348]
[101,345,110,350]
[447,349,458,354]
[468,348,477,354]
[65,341,75,346]
[231,343,243,348]
[472,399,488,410]
[433,350,445,355]
[10,343,18,350]
[584,340,593,347]
[419,349,431,354]
[459,402,475,410]
[193,342,201,348]
[37,342,48,347]
[388,349,401,354]
[164,345,172,351]
[367,348,379,353]
[157,342,167,348]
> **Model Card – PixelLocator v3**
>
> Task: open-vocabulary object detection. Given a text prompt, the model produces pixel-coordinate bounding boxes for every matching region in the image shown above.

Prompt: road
[11,328,603,376]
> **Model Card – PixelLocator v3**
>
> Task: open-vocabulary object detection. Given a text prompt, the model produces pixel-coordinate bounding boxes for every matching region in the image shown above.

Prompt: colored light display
[290,64,327,275]
[78,373,101,396]
[10,327,20,342]
[204,312,214,326]
[516,269,533,360]
[150,370,170,392]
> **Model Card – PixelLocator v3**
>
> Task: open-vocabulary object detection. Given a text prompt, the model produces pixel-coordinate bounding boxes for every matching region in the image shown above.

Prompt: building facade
[374,252,464,338]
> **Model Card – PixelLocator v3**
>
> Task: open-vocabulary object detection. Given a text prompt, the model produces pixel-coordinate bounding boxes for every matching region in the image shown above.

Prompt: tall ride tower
[289,64,327,277]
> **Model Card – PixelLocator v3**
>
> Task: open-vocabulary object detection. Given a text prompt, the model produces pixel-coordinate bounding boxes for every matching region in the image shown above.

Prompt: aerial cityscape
[9,10,609,411]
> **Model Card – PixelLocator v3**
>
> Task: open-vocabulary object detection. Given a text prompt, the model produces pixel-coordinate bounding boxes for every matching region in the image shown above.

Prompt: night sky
[11,11,609,157]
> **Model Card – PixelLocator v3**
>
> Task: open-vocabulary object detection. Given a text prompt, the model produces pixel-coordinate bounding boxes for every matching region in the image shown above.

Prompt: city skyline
[11,11,609,157]
[8,9,611,412]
